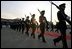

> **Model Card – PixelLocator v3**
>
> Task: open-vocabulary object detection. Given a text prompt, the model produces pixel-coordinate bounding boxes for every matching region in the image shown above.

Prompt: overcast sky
[1,1,71,25]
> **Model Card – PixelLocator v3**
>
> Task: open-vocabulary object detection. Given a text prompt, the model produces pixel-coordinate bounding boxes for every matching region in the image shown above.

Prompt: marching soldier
[31,14,37,39]
[25,16,31,36]
[21,18,25,34]
[50,2,71,48]
[18,19,22,32]
[38,10,46,43]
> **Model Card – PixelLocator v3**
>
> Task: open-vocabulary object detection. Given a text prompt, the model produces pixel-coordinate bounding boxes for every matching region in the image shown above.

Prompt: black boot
[33,34,35,39]
[31,33,33,36]
[42,36,46,43]
[53,39,56,46]
[38,35,41,40]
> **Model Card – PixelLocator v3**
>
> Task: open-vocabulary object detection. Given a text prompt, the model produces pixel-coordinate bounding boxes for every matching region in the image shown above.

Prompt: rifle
[49,1,60,9]
[30,13,32,17]
[37,9,41,14]
[25,15,27,18]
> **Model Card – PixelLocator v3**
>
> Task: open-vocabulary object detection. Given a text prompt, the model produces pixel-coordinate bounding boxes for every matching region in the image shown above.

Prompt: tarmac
[1,26,71,48]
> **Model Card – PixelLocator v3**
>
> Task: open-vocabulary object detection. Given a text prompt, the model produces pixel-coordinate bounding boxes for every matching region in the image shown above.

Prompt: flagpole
[51,1,52,22]
[49,1,52,29]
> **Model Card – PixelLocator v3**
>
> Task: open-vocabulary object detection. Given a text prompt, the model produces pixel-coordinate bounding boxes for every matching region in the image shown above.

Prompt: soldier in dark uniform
[13,21,17,30]
[51,2,70,48]
[31,14,37,39]
[21,18,25,34]
[10,22,15,30]
[18,19,22,32]
[44,17,49,31]
[16,21,19,31]
[10,22,12,29]
[25,16,31,36]
[17,21,20,32]
[38,10,46,43]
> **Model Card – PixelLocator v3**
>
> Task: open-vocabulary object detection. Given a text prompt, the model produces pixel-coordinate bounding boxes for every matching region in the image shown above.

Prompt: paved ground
[1,26,71,48]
